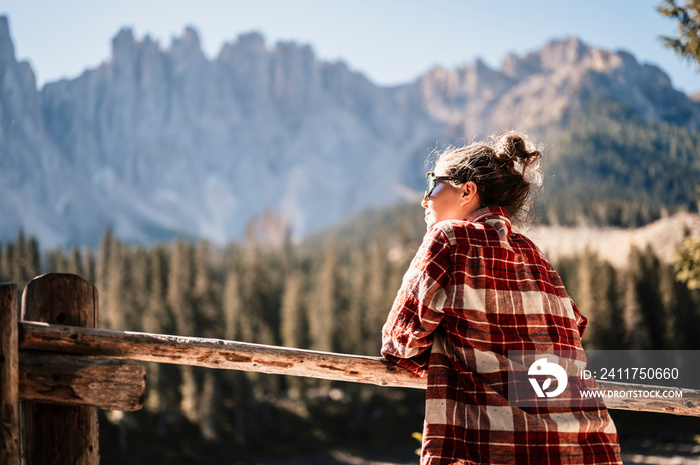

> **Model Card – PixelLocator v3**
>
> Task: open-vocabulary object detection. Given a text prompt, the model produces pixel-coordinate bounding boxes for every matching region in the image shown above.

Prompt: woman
[381,132,622,464]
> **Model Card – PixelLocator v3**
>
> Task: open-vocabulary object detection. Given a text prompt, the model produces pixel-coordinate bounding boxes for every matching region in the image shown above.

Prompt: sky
[1,0,698,94]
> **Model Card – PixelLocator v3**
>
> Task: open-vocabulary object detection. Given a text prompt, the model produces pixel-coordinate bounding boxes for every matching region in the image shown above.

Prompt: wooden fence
[2,273,699,464]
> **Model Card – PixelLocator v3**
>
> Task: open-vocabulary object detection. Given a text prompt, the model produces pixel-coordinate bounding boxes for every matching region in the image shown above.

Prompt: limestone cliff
[0,16,697,247]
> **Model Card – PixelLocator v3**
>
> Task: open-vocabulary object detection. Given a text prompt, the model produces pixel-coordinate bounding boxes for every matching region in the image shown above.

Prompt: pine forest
[2,204,700,462]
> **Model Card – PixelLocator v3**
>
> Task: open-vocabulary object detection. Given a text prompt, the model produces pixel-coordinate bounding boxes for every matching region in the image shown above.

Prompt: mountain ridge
[0,15,698,248]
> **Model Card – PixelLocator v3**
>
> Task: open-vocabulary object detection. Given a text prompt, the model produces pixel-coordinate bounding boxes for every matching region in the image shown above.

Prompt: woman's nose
[421,196,429,208]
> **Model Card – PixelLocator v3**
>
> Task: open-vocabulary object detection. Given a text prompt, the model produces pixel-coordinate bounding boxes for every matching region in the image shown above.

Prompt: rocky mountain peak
[0,15,15,64]
[0,16,698,248]
[501,37,592,78]
[217,32,267,62]
[110,28,164,61]
[539,37,590,68]
[111,27,137,54]
[0,15,38,115]
[169,26,205,62]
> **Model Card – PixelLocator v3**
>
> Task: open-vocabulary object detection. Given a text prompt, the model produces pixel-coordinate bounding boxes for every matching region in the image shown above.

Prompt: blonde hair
[432,131,543,225]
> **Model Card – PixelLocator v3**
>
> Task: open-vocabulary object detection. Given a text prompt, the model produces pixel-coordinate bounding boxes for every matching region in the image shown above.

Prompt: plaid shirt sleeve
[381,226,452,377]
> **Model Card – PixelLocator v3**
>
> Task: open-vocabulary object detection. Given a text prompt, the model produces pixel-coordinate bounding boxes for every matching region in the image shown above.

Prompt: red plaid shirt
[382,207,622,465]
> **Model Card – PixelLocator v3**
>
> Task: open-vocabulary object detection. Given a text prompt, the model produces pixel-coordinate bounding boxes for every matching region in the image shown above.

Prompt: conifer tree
[97,228,113,287]
[149,245,183,412]
[13,230,25,283]
[658,0,700,69]
[622,265,650,350]
[246,243,287,394]
[0,238,23,284]
[307,248,337,352]
[345,251,369,355]
[199,370,220,440]
[1,241,16,282]
[280,269,307,397]
[179,365,199,423]
[364,241,391,355]
[142,246,169,411]
[167,238,199,422]
[146,245,171,332]
[82,249,96,285]
[104,242,127,331]
[24,236,40,284]
[97,228,114,330]
[193,239,220,337]
[220,266,252,441]
[555,254,627,349]
[573,251,598,348]
[192,240,225,438]
[591,261,626,349]
[238,243,281,346]
[658,258,700,349]
[5,230,31,291]
[222,270,242,342]
[67,247,84,278]
[280,270,306,350]
[126,248,151,331]
[628,246,668,349]
[168,239,196,334]
[47,250,67,274]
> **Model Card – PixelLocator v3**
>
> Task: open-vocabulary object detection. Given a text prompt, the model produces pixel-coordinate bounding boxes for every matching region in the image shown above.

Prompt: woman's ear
[460,181,479,209]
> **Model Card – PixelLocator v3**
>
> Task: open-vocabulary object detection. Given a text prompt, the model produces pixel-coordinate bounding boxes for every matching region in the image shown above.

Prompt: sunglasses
[424,171,463,201]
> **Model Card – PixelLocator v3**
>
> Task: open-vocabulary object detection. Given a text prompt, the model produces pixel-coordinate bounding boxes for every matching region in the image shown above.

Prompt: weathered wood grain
[19,352,145,411]
[20,274,100,465]
[0,283,19,465]
[19,321,425,389]
[18,321,700,417]
[594,380,700,417]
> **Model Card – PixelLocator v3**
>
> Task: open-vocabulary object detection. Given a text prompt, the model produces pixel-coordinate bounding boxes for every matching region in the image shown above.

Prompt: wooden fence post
[20,274,99,465]
[1,283,19,465]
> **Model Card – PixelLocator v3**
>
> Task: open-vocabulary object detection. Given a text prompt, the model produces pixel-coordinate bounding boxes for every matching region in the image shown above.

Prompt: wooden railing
[2,273,699,464]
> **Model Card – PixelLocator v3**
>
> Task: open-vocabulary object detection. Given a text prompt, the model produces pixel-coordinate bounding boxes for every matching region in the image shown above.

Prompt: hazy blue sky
[1,0,698,93]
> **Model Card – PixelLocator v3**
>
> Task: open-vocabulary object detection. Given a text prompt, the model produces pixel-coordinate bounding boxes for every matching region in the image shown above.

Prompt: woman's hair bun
[495,132,541,169]
[431,130,544,225]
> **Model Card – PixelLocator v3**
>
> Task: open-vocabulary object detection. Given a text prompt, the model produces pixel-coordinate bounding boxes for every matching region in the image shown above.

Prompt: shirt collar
[464,206,512,236]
